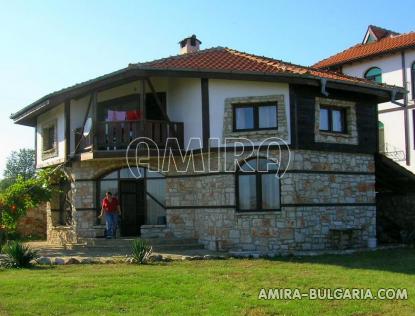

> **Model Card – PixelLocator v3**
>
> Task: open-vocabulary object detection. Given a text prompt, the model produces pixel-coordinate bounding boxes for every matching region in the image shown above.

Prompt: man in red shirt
[98,192,121,239]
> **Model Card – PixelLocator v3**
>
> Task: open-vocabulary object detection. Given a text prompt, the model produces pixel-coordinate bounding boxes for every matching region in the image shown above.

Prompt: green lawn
[0,249,414,316]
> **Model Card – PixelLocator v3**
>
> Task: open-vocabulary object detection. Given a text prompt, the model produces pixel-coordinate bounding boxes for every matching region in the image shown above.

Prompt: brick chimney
[179,35,201,54]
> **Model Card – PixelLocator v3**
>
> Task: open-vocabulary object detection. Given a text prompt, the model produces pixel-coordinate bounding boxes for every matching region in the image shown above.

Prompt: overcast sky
[0,0,413,176]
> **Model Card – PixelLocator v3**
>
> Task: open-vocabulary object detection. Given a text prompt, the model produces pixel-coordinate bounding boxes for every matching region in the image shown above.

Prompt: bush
[131,239,152,264]
[1,241,38,268]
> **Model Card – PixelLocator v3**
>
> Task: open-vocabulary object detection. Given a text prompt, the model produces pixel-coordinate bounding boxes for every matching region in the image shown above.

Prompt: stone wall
[43,151,377,254]
[165,150,376,255]
[16,204,47,239]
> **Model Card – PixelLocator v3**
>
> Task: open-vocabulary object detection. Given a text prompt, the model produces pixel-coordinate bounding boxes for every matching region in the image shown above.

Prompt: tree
[3,149,35,182]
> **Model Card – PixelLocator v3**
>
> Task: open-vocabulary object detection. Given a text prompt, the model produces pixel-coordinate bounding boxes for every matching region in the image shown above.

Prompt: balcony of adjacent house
[73,88,184,159]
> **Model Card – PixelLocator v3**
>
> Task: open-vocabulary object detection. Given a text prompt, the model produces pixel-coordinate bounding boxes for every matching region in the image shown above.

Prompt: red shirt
[102,197,119,213]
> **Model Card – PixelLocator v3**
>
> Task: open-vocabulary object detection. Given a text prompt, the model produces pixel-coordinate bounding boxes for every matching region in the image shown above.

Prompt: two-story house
[314,25,415,173]
[11,35,404,255]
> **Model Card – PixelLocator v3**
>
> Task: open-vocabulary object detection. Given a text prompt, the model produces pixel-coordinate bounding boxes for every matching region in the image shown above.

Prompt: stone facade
[42,150,376,255]
[16,204,47,239]
[222,95,288,142]
[164,150,376,254]
[314,97,358,145]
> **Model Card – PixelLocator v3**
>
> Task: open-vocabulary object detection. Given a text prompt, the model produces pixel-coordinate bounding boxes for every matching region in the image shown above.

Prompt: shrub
[131,239,152,264]
[401,229,415,245]
[1,241,38,268]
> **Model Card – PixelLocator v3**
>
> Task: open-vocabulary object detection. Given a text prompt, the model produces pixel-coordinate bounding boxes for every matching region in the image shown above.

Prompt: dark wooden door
[119,180,145,236]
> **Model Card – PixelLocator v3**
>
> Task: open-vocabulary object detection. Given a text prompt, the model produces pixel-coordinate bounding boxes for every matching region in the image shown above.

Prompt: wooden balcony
[75,120,184,154]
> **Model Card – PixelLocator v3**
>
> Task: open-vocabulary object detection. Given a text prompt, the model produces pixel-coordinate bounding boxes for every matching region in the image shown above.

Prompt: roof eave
[11,67,403,126]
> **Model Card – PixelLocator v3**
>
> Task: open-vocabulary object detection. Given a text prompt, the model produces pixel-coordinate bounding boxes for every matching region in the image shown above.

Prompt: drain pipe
[320,78,329,97]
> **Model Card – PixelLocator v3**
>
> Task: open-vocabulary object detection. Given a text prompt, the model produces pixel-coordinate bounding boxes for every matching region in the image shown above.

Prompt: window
[236,158,280,212]
[411,62,415,100]
[233,102,278,131]
[364,67,382,83]
[42,123,56,152]
[319,106,347,133]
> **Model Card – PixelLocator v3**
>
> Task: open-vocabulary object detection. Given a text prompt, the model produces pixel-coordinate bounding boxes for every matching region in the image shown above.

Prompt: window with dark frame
[364,67,382,83]
[236,158,280,212]
[319,106,347,134]
[42,124,56,152]
[233,102,278,131]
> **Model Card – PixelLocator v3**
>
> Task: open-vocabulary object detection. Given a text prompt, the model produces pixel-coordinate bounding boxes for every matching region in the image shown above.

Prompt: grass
[0,248,414,315]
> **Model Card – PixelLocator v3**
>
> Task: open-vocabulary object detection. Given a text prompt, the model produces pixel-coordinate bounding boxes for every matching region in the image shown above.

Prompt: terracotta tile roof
[136,47,392,88]
[11,47,404,125]
[313,31,415,68]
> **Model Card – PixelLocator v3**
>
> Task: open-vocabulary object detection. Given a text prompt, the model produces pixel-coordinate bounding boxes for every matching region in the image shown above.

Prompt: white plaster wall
[36,103,65,168]
[208,79,290,145]
[343,49,415,173]
[167,78,203,150]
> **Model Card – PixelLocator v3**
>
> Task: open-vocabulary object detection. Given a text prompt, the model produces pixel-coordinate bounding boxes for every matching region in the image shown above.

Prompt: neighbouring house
[314,25,415,244]
[314,25,415,171]
[10,35,405,255]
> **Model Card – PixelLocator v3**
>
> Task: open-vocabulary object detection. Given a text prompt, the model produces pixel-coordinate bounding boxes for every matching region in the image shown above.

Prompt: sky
[0,0,413,176]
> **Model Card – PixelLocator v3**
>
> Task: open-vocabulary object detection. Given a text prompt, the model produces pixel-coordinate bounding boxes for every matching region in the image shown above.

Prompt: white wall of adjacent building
[342,48,415,172]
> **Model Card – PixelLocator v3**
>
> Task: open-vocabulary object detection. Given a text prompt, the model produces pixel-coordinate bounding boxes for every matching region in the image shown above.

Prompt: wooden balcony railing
[75,120,184,153]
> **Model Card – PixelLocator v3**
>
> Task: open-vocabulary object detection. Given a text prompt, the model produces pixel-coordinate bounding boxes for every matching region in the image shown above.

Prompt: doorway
[119,180,145,236]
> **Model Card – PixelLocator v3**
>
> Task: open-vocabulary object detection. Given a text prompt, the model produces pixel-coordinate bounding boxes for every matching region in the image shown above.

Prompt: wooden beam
[201,78,210,149]
[145,78,171,124]
[64,100,71,159]
[74,94,94,154]
[34,126,37,168]
[91,91,97,151]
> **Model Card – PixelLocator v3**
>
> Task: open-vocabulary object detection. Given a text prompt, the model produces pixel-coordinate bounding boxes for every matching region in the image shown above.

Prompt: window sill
[236,209,281,215]
[319,131,351,138]
[42,148,58,160]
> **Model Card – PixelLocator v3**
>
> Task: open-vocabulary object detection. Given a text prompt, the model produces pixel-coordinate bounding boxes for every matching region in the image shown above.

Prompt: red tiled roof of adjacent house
[313,31,415,68]
[136,47,390,87]
[368,25,399,41]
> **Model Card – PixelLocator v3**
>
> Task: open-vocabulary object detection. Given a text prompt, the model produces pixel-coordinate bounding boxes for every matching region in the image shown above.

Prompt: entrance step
[75,237,205,251]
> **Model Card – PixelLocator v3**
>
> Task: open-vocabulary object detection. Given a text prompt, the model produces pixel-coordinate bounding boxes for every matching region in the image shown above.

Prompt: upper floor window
[236,158,280,212]
[319,106,347,134]
[233,102,278,131]
[364,67,382,83]
[41,120,58,160]
[42,124,56,152]
[411,62,415,100]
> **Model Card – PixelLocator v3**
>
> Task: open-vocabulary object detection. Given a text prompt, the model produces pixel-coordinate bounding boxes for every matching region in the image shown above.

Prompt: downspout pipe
[320,78,329,97]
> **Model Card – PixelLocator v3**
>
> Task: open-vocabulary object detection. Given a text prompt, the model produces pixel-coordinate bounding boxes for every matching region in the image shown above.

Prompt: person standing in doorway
[98,192,121,239]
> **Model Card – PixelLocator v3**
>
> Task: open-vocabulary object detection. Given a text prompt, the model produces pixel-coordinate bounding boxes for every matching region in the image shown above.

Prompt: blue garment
[105,213,118,238]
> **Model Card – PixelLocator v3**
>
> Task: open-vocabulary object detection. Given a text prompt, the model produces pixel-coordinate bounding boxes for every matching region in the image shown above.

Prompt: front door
[119,180,145,236]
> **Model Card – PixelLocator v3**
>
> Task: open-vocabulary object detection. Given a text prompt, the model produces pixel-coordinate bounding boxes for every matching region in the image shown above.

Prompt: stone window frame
[314,97,358,145]
[232,101,278,132]
[41,119,58,160]
[235,157,281,213]
[222,95,288,142]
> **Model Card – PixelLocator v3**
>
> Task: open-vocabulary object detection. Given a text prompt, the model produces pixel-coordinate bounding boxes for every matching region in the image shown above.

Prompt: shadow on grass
[267,248,415,275]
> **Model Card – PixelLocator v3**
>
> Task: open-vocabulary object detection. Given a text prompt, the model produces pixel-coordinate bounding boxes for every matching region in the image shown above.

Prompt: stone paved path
[25,240,224,261]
